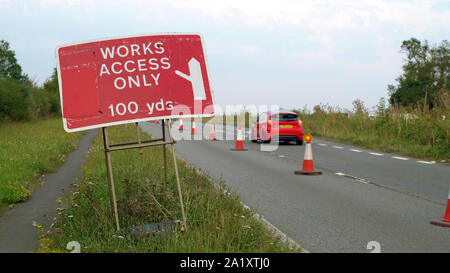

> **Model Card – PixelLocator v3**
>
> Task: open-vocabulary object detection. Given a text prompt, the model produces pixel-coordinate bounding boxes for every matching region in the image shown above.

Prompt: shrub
[0,77,61,122]
[0,78,29,120]
[0,182,31,203]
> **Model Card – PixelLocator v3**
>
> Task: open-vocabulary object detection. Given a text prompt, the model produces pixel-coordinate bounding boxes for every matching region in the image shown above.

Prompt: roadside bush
[0,182,31,203]
[28,88,59,119]
[0,77,60,122]
[0,78,29,120]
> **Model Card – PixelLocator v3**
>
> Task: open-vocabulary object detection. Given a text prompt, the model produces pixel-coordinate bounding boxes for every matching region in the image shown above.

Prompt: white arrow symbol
[175,58,206,100]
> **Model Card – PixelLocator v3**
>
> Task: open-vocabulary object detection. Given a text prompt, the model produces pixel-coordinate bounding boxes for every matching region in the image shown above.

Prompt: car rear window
[271,114,298,122]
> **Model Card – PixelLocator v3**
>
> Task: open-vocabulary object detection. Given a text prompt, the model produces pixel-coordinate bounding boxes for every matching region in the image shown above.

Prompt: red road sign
[56,33,215,132]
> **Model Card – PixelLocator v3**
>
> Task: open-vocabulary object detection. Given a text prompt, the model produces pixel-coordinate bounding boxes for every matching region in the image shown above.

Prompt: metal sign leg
[102,127,121,231]
[167,120,187,232]
[136,122,143,155]
[161,120,168,198]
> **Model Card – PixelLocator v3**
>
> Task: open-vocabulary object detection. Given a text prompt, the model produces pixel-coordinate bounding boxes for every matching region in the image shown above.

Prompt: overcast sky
[1,0,449,111]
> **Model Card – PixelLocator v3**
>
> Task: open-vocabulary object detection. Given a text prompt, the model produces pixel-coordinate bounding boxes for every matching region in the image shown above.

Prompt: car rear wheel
[296,140,303,145]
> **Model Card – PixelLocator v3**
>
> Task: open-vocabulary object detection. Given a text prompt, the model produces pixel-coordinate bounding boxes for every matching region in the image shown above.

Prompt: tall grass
[42,124,298,253]
[0,118,82,212]
[294,97,449,161]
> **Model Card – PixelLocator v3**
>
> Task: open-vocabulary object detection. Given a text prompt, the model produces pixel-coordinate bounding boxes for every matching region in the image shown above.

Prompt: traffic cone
[430,187,450,228]
[178,119,184,131]
[230,125,247,151]
[295,134,322,175]
[209,122,217,141]
[191,118,196,135]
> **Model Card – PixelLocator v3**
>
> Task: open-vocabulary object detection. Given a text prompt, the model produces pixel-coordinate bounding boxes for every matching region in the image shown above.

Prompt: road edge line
[241,203,309,253]
[177,157,309,253]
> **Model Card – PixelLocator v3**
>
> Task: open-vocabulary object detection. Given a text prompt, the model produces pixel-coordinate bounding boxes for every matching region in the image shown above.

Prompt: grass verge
[0,118,82,213]
[295,105,449,161]
[41,123,299,253]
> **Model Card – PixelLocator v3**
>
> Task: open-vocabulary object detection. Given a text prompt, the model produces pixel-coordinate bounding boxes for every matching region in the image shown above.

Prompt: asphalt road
[140,121,450,253]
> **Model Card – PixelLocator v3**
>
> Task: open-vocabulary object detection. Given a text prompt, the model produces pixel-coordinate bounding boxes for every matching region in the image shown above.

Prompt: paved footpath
[0,129,98,253]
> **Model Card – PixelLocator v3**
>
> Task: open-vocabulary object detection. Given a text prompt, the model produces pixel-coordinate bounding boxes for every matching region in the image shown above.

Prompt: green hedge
[0,77,60,121]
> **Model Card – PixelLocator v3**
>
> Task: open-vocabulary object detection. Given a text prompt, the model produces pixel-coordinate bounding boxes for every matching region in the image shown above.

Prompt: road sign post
[161,120,168,198]
[102,127,120,231]
[56,33,214,231]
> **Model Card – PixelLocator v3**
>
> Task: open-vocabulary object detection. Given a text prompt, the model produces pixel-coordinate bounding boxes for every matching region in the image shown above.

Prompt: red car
[251,111,304,145]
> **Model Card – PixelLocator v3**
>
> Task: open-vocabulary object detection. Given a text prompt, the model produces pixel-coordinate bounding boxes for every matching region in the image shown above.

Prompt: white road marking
[334,172,369,184]
[212,125,440,167]
[417,160,436,164]
[392,156,409,161]
[354,178,369,184]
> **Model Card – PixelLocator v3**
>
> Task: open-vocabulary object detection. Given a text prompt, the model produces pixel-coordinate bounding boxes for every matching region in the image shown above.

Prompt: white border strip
[242,203,308,253]
[417,160,436,164]
[392,156,409,161]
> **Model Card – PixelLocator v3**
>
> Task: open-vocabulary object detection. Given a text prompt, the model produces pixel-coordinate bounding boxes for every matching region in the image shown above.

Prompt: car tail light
[298,120,303,125]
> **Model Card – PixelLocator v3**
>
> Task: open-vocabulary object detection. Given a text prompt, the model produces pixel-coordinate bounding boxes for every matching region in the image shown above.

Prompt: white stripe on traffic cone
[210,122,217,141]
[231,125,247,151]
[191,118,196,135]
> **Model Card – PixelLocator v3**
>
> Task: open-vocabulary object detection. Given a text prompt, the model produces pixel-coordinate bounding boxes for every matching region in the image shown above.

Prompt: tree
[43,68,59,93]
[42,68,61,114]
[352,98,368,117]
[0,40,24,82]
[376,97,387,117]
[388,38,449,110]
